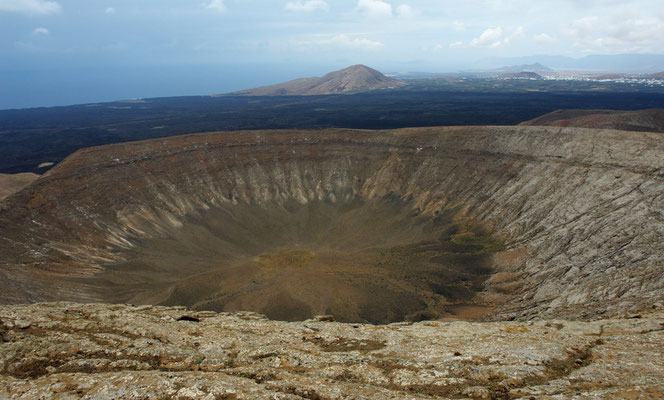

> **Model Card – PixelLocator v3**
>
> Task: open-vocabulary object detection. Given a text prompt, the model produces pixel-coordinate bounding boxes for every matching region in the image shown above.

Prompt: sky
[1,0,664,108]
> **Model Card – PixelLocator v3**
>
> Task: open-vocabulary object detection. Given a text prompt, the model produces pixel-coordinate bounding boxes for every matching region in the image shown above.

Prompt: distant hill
[229,65,406,96]
[520,109,664,133]
[498,72,542,79]
[649,72,664,79]
[594,74,625,80]
[477,54,664,73]
[495,63,553,74]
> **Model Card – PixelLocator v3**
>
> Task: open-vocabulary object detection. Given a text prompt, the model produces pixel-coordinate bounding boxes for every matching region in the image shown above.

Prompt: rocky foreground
[1,303,663,399]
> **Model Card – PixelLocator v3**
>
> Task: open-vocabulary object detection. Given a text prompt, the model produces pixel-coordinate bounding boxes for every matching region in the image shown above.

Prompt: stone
[0,302,662,399]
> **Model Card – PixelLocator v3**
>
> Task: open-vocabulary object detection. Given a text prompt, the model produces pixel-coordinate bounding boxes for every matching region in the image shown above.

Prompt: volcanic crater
[1,126,662,323]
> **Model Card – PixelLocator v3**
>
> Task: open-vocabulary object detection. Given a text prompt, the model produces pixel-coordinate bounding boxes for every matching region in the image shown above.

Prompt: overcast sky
[1,0,663,108]
[3,0,664,68]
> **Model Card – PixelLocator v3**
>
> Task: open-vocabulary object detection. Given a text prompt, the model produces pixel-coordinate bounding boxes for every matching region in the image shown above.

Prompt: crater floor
[103,197,502,323]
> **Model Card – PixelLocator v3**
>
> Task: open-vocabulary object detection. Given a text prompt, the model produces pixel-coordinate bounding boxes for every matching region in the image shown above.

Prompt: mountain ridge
[476,53,664,72]
[494,63,553,73]
[520,108,664,132]
[498,71,543,79]
[228,64,406,96]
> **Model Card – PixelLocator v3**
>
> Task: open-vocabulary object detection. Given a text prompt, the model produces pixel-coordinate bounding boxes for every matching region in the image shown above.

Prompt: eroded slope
[0,126,662,321]
[0,173,39,201]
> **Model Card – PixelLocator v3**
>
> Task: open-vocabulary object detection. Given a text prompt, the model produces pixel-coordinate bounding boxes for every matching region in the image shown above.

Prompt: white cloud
[564,16,599,43]
[534,33,555,45]
[421,43,441,52]
[32,27,49,35]
[105,7,115,14]
[285,0,328,12]
[0,0,61,14]
[507,26,525,44]
[471,27,504,48]
[356,0,392,18]
[298,34,384,50]
[449,41,465,48]
[326,34,384,49]
[451,21,466,33]
[205,0,225,12]
[470,26,524,48]
[396,4,415,18]
[564,14,664,52]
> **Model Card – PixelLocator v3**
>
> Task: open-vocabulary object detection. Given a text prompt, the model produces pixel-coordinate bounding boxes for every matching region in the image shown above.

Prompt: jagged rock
[0,303,662,399]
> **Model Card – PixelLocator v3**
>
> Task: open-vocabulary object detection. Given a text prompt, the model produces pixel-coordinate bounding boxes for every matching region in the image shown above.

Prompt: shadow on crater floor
[99,196,503,324]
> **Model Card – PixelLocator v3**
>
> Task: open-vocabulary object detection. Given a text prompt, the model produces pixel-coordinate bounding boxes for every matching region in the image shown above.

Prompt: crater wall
[0,126,662,321]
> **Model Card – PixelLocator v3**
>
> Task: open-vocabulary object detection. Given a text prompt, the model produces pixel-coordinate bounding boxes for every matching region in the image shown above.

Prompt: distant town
[394,63,664,88]
[492,66,664,87]
[538,73,664,87]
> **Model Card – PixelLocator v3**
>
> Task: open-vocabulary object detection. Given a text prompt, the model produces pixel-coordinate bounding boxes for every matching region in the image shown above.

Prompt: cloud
[396,4,415,18]
[0,0,61,14]
[356,0,392,18]
[534,33,555,45]
[564,14,664,52]
[326,34,384,49]
[470,27,504,48]
[509,26,525,43]
[449,41,465,48]
[285,0,328,12]
[451,21,466,33]
[105,7,115,14]
[564,16,599,43]
[470,26,524,48]
[205,0,225,12]
[299,34,384,50]
[32,27,49,35]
